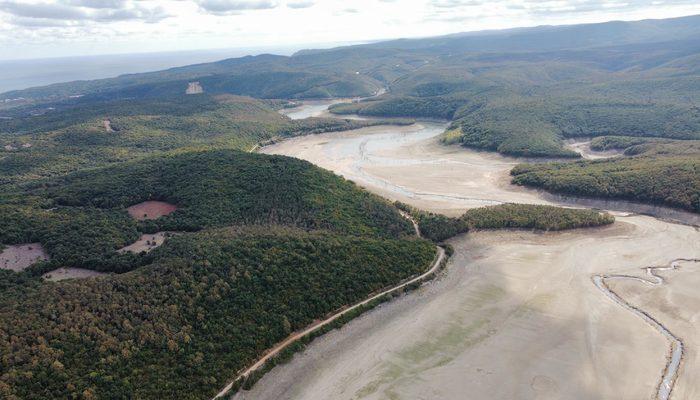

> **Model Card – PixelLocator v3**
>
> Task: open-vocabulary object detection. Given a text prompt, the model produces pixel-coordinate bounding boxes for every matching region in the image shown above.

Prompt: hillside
[1,149,416,273]
[0,94,391,186]
[510,141,700,213]
[308,14,700,54]
[0,149,436,399]
[329,37,700,157]
[4,15,698,108]
[0,226,435,400]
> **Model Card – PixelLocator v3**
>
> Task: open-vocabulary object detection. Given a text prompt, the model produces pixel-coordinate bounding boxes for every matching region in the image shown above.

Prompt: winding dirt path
[593,258,700,400]
[213,214,445,399]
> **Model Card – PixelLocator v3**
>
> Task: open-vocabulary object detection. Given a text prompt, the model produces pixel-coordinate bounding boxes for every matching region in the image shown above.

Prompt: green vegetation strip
[511,156,700,214]
[396,203,615,243]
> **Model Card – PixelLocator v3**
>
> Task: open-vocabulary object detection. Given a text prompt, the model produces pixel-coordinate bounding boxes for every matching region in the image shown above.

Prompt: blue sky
[1,0,699,60]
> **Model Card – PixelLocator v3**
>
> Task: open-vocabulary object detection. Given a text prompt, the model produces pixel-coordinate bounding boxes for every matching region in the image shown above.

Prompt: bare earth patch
[127,201,177,221]
[42,268,106,281]
[118,232,172,254]
[0,243,49,271]
[103,119,114,132]
[186,81,204,94]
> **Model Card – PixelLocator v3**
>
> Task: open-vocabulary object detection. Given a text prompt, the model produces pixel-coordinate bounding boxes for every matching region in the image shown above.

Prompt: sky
[1,0,699,60]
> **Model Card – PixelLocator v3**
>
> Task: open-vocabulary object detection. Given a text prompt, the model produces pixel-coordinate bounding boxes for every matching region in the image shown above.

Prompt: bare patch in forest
[0,243,49,271]
[118,232,173,254]
[127,201,178,221]
[42,268,106,281]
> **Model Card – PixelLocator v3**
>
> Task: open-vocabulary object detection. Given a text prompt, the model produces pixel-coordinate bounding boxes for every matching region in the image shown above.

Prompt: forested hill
[1,14,698,216]
[1,149,417,272]
[0,149,436,399]
[5,15,699,161]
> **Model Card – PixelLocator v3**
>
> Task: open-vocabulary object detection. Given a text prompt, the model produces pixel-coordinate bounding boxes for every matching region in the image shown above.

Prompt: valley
[0,13,698,400]
[235,100,700,400]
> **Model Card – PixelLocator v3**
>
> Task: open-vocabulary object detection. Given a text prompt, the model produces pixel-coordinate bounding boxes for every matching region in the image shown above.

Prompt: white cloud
[1,0,698,60]
[0,0,169,23]
[195,0,277,14]
[286,1,313,9]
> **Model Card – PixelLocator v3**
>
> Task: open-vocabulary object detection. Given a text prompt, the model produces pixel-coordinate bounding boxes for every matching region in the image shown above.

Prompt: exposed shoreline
[241,99,699,400]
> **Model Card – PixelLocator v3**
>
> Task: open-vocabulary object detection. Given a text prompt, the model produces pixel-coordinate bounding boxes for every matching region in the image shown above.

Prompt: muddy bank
[263,123,696,226]
[564,139,622,160]
[605,259,700,399]
[279,99,367,121]
[262,123,549,216]
[540,193,700,227]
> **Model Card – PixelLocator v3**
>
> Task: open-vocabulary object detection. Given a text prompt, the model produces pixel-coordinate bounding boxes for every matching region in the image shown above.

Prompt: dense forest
[396,203,614,242]
[511,154,700,213]
[2,16,698,214]
[0,150,416,273]
[1,14,698,399]
[0,149,437,399]
[0,226,435,400]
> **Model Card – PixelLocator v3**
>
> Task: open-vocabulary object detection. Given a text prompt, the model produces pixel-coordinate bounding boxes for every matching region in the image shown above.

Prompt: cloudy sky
[1,0,699,60]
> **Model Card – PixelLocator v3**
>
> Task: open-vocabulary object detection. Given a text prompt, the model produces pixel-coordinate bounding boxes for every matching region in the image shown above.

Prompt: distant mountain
[303,14,700,54]
[3,14,698,107]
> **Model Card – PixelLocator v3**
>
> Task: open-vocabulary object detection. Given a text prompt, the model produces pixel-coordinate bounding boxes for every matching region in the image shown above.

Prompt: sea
[0,45,317,94]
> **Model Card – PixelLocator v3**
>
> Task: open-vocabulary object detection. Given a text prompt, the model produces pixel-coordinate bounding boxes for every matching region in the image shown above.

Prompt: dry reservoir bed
[262,122,551,216]
[254,103,700,400]
[239,216,698,400]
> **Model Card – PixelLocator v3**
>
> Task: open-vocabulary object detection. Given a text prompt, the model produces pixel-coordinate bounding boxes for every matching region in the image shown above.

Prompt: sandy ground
[42,267,106,281]
[279,99,367,121]
[262,122,552,217]
[564,139,622,160]
[118,232,171,254]
[186,81,204,95]
[0,243,49,271]
[245,100,700,400]
[239,217,698,400]
[127,201,177,220]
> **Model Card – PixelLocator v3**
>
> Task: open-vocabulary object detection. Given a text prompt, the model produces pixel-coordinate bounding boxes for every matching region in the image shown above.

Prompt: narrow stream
[593,259,699,400]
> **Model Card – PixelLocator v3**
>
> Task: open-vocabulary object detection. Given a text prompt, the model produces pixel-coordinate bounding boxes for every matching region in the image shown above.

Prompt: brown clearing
[127,201,178,220]
[42,268,106,281]
[118,232,172,254]
[0,243,49,271]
